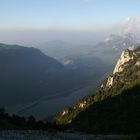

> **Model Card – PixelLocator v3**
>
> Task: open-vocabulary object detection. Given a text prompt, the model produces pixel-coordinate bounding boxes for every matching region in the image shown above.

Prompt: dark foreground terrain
[0,131,139,140]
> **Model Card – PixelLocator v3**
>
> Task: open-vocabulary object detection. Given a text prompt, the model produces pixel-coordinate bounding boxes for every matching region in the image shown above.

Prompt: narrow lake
[17,85,94,119]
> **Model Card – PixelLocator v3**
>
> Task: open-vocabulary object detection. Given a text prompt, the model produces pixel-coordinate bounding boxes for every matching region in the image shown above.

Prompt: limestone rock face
[106,49,136,88]
[106,76,114,88]
[113,49,134,74]
[135,61,140,66]
[79,101,87,109]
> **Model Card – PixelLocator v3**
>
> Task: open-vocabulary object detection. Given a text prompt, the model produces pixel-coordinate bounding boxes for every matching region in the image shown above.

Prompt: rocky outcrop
[79,101,87,109]
[113,49,134,74]
[106,76,114,87]
[106,48,136,88]
[105,48,140,88]
[135,61,140,66]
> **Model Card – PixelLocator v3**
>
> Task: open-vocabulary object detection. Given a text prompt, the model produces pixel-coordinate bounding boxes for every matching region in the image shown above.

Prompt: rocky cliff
[106,48,140,87]
[113,49,135,74]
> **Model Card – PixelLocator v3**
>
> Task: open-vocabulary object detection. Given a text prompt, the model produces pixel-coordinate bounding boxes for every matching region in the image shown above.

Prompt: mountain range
[0,43,99,115]
[0,43,139,136]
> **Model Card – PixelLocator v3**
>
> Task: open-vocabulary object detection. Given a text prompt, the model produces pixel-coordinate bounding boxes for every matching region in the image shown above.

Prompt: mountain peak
[113,49,134,74]
[106,48,139,88]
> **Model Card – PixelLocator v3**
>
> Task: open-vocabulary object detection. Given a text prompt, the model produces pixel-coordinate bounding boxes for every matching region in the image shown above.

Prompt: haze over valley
[0,0,140,139]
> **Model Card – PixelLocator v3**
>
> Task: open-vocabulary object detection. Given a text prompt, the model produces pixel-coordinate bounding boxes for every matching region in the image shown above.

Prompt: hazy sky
[0,0,139,45]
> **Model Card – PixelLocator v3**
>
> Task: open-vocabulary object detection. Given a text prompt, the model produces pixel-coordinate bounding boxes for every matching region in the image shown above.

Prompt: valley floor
[0,131,138,140]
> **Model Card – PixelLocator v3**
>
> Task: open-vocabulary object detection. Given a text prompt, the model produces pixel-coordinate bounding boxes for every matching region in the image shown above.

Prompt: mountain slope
[56,47,140,134]
[0,43,65,108]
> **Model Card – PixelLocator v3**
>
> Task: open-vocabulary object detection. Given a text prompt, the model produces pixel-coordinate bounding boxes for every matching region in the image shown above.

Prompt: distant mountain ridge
[40,31,140,67]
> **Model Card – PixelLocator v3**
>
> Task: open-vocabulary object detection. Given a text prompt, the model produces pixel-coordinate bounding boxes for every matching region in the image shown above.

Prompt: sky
[0,0,140,45]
